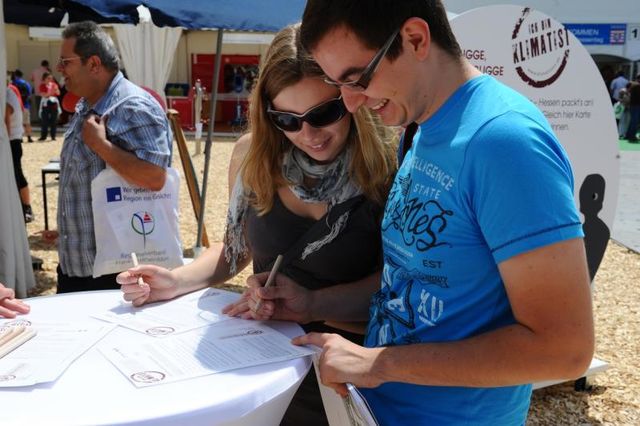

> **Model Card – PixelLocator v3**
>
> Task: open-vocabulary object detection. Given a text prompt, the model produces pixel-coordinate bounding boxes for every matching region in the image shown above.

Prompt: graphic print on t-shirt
[382,174,454,252]
[370,151,456,346]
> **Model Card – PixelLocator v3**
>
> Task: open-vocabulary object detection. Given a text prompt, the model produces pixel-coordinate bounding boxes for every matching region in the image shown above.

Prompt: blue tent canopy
[91,0,306,31]
[3,0,132,26]
[3,0,306,30]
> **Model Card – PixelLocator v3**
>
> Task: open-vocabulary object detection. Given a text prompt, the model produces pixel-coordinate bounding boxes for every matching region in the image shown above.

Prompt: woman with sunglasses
[117,23,396,424]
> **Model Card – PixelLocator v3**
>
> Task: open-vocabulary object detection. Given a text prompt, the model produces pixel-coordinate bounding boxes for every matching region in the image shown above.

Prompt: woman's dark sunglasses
[267,96,348,132]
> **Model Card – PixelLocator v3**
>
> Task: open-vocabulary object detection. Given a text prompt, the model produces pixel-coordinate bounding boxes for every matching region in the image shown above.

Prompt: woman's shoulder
[235,132,252,149]
[228,133,253,190]
[231,133,252,166]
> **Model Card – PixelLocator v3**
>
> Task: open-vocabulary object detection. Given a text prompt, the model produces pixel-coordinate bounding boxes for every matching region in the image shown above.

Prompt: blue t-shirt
[362,75,583,425]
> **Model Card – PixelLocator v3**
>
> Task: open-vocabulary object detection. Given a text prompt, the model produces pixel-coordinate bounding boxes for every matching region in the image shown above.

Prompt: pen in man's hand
[130,252,145,288]
[254,254,284,312]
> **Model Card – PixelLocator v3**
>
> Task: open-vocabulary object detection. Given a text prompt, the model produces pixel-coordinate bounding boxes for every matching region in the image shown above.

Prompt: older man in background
[48,21,172,293]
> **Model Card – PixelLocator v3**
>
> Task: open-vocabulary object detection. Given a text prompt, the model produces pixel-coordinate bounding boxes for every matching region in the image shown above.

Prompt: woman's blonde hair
[242,23,397,214]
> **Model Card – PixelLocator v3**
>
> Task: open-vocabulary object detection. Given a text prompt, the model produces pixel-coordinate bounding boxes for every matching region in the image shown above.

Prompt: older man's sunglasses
[267,96,347,132]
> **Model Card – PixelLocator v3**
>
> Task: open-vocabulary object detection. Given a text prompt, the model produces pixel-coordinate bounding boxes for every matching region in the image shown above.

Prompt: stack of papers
[0,321,115,387]
[100,320,315,387]
[0,289,315,389]
[94,288,315,387]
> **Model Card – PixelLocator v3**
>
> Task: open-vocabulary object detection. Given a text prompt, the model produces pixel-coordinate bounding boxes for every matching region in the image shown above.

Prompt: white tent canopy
[113,7,181,99]
[0,1,36,297]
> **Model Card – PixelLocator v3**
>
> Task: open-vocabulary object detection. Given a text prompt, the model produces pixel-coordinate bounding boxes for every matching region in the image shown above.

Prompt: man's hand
[0,284,30,319]
[222,272,314,322]
[82,114,110,153]
[292,332,384,396]
[116,265,180,307]
[38,230,58,244]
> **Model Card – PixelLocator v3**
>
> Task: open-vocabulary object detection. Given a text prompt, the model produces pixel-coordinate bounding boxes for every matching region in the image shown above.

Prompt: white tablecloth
[0,290,311,426]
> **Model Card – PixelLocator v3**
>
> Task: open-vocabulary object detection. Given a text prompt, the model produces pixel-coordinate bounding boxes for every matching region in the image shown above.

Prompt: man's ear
[87,55,102,74]
[402,17,430,61]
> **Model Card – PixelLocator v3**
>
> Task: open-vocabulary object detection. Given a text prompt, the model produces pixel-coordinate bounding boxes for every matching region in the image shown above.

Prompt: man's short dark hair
[41,60,49,67]
[13,69,23,78]
[301,0,461,61]
[62,21,120,72]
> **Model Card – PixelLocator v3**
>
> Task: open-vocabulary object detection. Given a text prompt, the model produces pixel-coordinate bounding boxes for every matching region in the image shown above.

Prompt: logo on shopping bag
[106,187,122,202]
[131,211,155,248]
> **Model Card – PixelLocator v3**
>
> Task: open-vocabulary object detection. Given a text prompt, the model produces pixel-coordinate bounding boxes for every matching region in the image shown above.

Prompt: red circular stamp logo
[145,326,175,336]
[512,8,571,88]
[131,371,165,383]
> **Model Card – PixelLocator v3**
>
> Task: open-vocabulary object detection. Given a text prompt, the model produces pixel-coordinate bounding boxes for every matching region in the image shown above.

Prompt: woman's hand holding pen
[116,265,180,306]
[222,272,315,323]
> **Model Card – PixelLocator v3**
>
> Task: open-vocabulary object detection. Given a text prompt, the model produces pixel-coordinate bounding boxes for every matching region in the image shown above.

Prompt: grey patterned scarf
[224,145,361,274]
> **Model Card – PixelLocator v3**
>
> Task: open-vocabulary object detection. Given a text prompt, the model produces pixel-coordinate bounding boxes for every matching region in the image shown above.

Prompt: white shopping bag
[91,167,183,277]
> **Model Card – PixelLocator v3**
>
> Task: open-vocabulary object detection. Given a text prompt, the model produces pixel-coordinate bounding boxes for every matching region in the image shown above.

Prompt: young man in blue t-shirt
[242,1,594,424]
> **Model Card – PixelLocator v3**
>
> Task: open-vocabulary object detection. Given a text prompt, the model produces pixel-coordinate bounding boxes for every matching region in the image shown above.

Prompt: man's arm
[82,114,166,190]
[296,238,594,392]
[4,103,12,132]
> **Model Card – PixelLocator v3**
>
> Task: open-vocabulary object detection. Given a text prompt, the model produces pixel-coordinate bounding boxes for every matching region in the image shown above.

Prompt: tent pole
[195,28,224,256]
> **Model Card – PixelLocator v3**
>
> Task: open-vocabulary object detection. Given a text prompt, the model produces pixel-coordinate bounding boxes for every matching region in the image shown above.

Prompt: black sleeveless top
[245,193,384,341]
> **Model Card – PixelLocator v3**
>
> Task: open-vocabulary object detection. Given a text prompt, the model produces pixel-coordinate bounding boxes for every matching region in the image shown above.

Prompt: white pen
[130,252,145,288]
[0,326,37,359]
[0,325,25,348]
[254,254,284,312]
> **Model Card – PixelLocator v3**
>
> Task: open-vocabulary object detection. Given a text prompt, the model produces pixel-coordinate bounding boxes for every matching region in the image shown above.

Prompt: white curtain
[113,20,182,100]
[0,1,36,297]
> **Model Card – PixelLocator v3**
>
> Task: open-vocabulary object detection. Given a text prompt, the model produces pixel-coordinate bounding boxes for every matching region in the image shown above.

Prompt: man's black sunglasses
[323,28,400,92]
[267,96,348,132]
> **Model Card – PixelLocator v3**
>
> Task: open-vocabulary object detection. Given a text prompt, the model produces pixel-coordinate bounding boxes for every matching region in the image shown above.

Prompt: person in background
[5,84,34,223]
[30,60,50,94]
[30,60,50,124]
[11,70,34,143]
[610,70,629,104]
[117,23,396,425]
[46,21,172,293]
[625,77,640,142]
[0,283,30,319]
[617,83,631,139]
[242,1,594,424]
[38,72,60,141]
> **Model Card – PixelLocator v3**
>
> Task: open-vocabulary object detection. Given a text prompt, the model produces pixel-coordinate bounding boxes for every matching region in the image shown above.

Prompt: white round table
[0,290,311,426]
